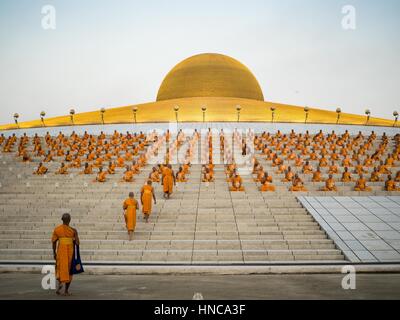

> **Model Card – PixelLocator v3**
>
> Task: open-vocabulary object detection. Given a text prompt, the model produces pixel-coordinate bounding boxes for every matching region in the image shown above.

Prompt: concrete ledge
[1,263,400,275]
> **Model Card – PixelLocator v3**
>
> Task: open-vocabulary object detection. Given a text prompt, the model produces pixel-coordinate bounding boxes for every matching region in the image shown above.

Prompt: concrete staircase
[0,133,350,264]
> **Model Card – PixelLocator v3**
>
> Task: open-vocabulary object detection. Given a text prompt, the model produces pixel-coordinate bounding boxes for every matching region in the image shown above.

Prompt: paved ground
[299,196,400,263]
[1,273,400,299]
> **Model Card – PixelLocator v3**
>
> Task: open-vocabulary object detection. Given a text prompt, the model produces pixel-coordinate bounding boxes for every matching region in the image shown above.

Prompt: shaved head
[129,192,134,198]
[62,213,71,224]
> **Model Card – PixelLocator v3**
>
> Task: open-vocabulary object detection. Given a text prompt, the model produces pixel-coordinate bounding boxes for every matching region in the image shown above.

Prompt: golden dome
[156,53,264,101]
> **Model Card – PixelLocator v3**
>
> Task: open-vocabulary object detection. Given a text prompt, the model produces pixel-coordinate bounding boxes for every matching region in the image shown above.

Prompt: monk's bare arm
[73,229,80,246]
[52,241,57,260]
[152,190,156,204]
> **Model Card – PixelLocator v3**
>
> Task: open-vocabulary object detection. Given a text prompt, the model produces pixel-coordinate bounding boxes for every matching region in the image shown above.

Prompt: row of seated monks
[251,129,400,192]
[1,129,399,192]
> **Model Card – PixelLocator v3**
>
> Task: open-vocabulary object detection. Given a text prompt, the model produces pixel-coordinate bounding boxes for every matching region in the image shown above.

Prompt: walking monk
[162,164,175,199]
[141,180,157,223]
[51,213,80,296]
[123,192,138,241]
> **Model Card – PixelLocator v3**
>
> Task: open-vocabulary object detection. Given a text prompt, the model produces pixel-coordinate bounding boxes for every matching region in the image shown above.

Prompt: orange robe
[97,171,107,182]
[322,178,337,191]
[230,176,245,191]
[162,167,174,194]
[354,178,372,192]
[51,225,75,284]
[150,171,160,182]
[260,181,275,192]
[123,198,137,231]
[141,185,153,215]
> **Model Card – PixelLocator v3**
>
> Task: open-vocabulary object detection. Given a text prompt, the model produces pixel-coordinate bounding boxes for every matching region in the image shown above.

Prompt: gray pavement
[299,196,400,263]
[1,273,400,299]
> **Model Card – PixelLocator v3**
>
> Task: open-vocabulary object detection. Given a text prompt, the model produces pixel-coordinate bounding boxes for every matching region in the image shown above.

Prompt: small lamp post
[69,109,75,125]
[336,108,342,125]
[40,111,46,127]
[393,111,399,127]
[132,106,138,124]
[304,106,310,124]
[236,105,241,122]
[14,113,19,129]
[365,109,371,125]
[201,106,207,123]
[100,108,106,125]
[174,105,179,123]
[270,106,276,123]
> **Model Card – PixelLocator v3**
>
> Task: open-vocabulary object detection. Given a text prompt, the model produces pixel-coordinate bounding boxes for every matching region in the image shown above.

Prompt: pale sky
[0,0,399,124]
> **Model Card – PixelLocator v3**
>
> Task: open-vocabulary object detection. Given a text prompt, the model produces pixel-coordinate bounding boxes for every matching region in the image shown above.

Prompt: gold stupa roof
[0,53,396,130]
[157,53,264,101]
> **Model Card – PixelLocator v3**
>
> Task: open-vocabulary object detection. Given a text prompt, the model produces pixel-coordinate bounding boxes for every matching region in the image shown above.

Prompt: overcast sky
[0,0,399,124]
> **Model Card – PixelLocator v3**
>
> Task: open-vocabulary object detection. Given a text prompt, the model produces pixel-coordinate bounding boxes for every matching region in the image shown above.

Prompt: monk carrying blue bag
[70,244,84,275]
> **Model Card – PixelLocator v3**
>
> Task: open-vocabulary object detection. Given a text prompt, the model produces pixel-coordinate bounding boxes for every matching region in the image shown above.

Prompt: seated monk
[226,168,237,182]
[321,174,337,191]
[276,163,287,174]
[95,167,107,182]
[34,162,48,175]
[44,152,53,162]
[254,167,265,182]
[93,156,103,168]
[385,175,399,191]
[56,163,68,175]
[230,173,245,191]
[176,167,187,182]
[116,156,125,168]
[354,161,367,175]
[354,174,372,192]
[369,168,382,182]
[312,167,323,182]
[328,161,338,174]
[122,166,134,182]
[182,163,191,175]
[22,151,31,162]
[271,155,282,167]
[260,173,275,192]
[149,167,160,182]
[65,152,73,162]
[70,156,81,168]
[319,156,328,167]
[290,174,307,191]
[107,161,116,174]
[395,171,400,182]
[202,167,214,182]
[282,166,294,182]
[294,157,303,167]
[341,167,353,182]
[81,163,93,175]
[377,161,391,174]
[131,160,140,174]
[302,161,313,174]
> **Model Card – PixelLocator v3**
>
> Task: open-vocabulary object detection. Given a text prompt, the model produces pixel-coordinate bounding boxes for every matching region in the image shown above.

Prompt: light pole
[14,113,19,129]
[100,108,106,125]
[270,106,276,123]
[365,109,371,125]
[304,106,310,124]
[202,106,207,123]
[70,109,75,125]
[174,105,179,123]
[393,111,399,127]
[132,106,138,124]
[40,111,46,127]
[236,105,241,122]
[336,108,341,125]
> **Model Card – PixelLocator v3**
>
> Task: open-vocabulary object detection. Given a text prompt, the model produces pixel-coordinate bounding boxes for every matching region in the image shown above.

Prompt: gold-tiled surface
[156,53,264,101]
[0,97,395,130]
